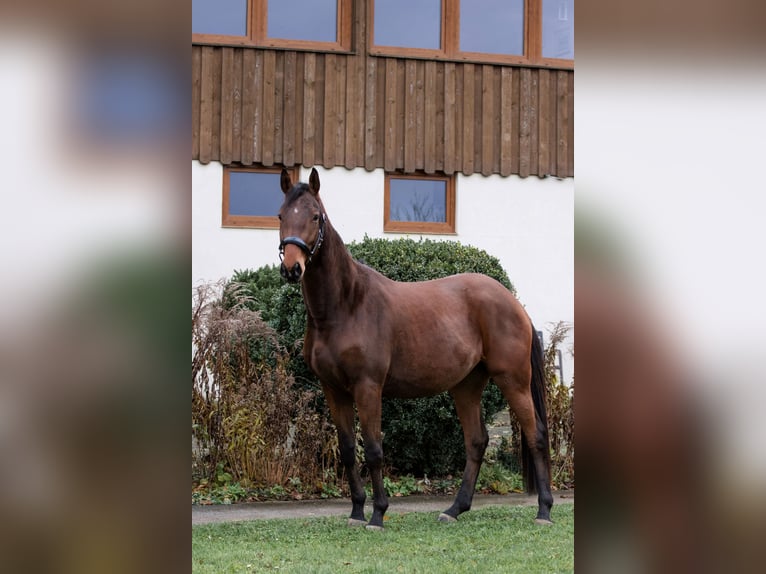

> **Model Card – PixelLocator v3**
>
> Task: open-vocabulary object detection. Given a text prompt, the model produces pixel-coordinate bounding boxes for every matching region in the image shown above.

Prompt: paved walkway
[192,490,574,525]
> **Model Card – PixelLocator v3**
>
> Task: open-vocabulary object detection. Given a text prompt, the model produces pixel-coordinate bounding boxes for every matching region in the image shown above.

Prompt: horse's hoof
[437,513,457,523]
[534,518,554,525]
[348,518,367,527]
[365,524,384,531]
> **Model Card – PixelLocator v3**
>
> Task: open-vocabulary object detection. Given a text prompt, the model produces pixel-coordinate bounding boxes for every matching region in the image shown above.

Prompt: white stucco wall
[192,161,573,383]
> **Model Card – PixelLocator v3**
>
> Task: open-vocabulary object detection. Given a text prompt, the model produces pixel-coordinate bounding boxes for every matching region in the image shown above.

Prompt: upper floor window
[192,0,352,52]
[542,0,574,60]
[370,0,573,67]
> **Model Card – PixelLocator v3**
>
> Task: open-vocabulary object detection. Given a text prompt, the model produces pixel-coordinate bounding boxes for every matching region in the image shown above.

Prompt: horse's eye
[312,214,320,222]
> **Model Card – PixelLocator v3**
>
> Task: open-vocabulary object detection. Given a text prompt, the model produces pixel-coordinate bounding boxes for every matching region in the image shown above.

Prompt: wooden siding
[191,3,573,178]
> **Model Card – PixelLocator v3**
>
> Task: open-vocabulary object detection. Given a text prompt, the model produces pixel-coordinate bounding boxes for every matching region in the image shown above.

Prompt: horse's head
[278,167,326,283]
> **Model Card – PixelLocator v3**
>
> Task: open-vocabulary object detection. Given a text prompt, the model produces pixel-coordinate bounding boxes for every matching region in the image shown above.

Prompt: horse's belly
[383,341,481,398]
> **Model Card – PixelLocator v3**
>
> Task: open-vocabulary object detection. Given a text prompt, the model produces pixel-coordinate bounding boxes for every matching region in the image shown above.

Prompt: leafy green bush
[228,237,515,477]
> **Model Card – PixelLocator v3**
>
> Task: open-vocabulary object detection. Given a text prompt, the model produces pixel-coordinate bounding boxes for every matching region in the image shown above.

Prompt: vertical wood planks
[424,61,436,174]
[567,71,574,176]
[499,68,513,176]
[384,58,397,172]
[415,61,425,171]
[323,54,337,167]
[240,50,255,164]
[481,65,494,177]
[529,69,539,176]
[219,47,234,165]
[519,67,531,178]
[364,56,377,171]
[261,51,275,165]
[282,51,296,166]
[231,49,242,163]
[404,60,417,173]
[192,47,201,159]
[443,62,456,174]
[253,51,264,163]
[293,52,305,166]
[302,53,316,166]
[462,64,474,175]
[538,69,551,176]
[556,70,569,177]
[198,46,214,164]
[191,42,574,178]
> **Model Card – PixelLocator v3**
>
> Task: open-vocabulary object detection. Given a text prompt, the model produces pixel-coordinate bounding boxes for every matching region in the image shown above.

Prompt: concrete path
[192,490,574,525]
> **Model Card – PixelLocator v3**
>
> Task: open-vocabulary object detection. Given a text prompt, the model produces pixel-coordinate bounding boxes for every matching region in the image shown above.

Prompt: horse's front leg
[353,381,388,530]
[322,384,367,525]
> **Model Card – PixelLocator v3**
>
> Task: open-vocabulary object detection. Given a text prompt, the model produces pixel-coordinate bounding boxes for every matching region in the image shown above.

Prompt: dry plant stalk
[192,282,337,488]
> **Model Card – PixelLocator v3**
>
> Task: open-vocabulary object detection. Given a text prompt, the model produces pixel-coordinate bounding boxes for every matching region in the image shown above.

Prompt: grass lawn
[192,502,574,573]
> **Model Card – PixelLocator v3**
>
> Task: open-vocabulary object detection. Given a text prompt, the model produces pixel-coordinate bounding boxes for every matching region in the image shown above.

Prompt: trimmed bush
[229,236,515,476]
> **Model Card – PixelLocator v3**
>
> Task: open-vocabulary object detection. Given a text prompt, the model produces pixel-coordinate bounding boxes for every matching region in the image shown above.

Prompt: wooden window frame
[368,0,573,69]
[384,172,456,235]
[192,0,352,53]
[222,165,299,229]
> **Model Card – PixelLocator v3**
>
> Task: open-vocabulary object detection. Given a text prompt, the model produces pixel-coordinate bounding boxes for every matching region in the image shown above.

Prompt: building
[192,0,574,382]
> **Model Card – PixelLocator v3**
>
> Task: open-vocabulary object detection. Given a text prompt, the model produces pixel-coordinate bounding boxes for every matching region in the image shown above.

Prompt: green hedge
[230,236,515,476]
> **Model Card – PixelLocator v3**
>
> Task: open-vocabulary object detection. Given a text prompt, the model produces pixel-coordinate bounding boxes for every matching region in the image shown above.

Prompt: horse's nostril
[280,263,289,278]
[292,263,301,277]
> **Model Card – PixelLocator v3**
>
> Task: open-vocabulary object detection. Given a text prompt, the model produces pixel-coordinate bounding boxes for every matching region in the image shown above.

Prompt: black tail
[522,327,551,494]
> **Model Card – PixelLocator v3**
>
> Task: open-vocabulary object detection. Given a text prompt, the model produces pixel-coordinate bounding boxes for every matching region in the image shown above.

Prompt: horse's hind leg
[494,371,554,524]
[439,369,489,522]
[322,384,367,526]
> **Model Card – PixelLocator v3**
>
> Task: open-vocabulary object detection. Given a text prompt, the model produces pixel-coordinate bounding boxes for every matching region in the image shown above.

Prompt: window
[222,166,299,228]
[369,0,574,67]
[542,0,574,61]
[384,173,456,234]
[192,0,352,52]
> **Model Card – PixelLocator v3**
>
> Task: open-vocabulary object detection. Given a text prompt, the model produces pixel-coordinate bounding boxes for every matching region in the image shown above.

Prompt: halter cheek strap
[279,213,326,264]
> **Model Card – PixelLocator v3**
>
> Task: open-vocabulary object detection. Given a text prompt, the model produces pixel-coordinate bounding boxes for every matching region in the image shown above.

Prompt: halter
[279,213,326,264]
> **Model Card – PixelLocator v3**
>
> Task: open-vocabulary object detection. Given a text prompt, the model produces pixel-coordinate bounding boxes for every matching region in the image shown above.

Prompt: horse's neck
[301,224,359,325]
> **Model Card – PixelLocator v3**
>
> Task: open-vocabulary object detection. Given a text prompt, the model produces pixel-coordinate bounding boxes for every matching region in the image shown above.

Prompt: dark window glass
[459,0,524,56]
[542,0,574,59]
[192,0,248,36]
[374,0,441,50]
[268,0,337,42]
[228,172,283,217]
[389,178,447,223]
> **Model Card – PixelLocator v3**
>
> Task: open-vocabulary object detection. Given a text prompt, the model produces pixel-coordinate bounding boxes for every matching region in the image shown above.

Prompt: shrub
[192,282,337,489]
[227,237,515,477]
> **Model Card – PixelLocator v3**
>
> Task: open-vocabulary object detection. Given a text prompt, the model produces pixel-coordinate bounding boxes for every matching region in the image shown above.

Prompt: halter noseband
[279,213,326,264]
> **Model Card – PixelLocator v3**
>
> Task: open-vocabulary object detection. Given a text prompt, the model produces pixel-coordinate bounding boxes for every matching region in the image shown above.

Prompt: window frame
[368,0,573,69]
[384,172,456,235]
[192,0,353,53]
[222,165,299,229]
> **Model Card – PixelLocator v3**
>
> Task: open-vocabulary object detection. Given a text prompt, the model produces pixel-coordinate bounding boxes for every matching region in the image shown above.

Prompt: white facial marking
[293,207,299,214]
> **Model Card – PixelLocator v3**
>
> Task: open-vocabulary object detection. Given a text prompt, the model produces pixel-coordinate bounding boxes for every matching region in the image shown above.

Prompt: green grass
[192,503,574,573]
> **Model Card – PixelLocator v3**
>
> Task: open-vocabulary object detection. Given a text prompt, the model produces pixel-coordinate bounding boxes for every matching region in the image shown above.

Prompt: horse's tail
[522,326,551,494]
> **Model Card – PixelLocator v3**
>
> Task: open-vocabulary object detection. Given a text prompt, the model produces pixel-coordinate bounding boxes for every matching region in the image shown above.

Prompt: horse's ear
[308,167,320,195]
[280,169,292,195]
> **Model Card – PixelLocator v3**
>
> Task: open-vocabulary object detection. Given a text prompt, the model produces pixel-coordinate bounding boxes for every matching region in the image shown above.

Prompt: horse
[277,168,553,530]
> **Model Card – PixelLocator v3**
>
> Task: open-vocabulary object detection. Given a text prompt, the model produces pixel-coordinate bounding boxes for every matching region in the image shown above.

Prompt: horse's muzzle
[280,261,303,283]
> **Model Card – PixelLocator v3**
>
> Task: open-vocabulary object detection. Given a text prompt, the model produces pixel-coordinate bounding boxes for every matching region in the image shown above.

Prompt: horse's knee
[467,430,489,462]
[364,442,384,468]
[338,435,357,468]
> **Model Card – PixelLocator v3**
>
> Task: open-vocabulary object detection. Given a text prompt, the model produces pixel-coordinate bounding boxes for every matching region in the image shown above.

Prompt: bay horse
[278,168,553,530]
